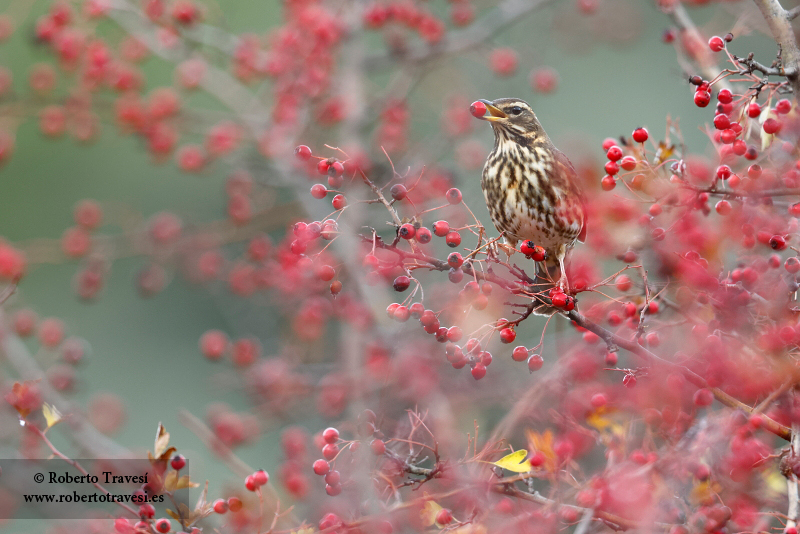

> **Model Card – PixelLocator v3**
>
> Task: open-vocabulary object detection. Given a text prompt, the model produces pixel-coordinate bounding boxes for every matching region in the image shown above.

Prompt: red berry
[600,175,616,191]
[446,188,462,204]
[716,165,731,180]
[295,145,312,161]
[325,470,341,486]
[313,459,330,475]
[469,100,487,118]
[447,252,464,268]
[370,439,386,455]
[748,102,761,117]
[606,145,623,161]
[527,354,543,372]
[785,257,800,273]
[764,118,782,134]
[694,91,711,107]
[398,223,416,240]
[713,113,730,130]
[199,330,228,361]
[415,226,432,244]
[615,275,632,291]
[325,483,342,496]
[213,499,228,514]
[708,36,724,52]
[170,454,186,471]
[693,388,714,406]
[227,496,242,512]
[512,346,528,362]
[445,231,461,248]
[632,127,648,143]
[604,161,619,175]
[323,427,339,443]
[530,245,546,261]
[715,200,732,215]
[245,475,257,492]
[770,235,787,250]
[551,292,567,308]
[447,326,463,342]
[748,164,762,179]
[471,362,486,380]
[328,161,344,177]
[622,373,636,388]
[717,88,732,104]
[310,184,327,199]
[436,509,453,525]
[590,393,607,408]
[499,327,516,344]
[317,160,330,175]
[619,156,637,171]
[155,518,171,533]
[520,240,536,257]
[332,194,347,210]
[322,443,339,460]
[390,184,407,200]
[253,469,269,486]
[776,98,792,114]
[720,129,736,144]
[433,220,450,237]
[393,275,411,292]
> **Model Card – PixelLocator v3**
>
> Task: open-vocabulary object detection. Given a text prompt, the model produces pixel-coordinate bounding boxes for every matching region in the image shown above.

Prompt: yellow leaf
[525,429,558,473]
[290,529,314,534]
[154,423,170,458]
[764,469,788,495]
[42,403,62,429]
[653,142,674,165]
[586,407,626,440]
[690,479,721,505]
[163,471,198,492]
[166,509,182,521]
[420,499,443,527]
[492,449,532,473]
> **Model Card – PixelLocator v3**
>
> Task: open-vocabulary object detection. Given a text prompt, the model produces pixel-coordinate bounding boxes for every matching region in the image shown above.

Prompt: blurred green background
[0,0,782,531]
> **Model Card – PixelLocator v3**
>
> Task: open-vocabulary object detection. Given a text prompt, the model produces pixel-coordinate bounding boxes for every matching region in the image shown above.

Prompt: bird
[474,97,586,313]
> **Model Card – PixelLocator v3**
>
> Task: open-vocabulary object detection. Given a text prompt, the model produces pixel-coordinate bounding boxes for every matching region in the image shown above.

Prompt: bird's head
[472,98,546,145]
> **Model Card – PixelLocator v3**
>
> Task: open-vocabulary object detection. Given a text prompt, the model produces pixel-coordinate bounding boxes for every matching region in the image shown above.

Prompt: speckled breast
[481,141,583,251]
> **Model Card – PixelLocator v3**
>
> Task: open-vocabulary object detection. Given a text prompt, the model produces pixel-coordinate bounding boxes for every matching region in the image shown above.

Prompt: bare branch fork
[751,0,800,98]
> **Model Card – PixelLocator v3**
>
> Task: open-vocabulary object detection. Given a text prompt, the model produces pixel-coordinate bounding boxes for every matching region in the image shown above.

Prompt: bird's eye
[510,106,523,115]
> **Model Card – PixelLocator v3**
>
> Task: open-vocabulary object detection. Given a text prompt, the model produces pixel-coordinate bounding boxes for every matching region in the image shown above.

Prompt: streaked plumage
[476,98,586,312]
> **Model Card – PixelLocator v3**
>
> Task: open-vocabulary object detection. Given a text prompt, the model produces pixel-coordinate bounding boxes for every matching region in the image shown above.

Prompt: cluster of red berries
[519,240,546,261]
[598,132,644,192]
[244,469,270,492]
[363,1,446,44]
[312,427,344,496]
[311,413,386,498]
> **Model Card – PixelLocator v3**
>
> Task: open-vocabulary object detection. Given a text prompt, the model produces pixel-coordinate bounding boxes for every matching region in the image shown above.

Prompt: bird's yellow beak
[477,99,507,122]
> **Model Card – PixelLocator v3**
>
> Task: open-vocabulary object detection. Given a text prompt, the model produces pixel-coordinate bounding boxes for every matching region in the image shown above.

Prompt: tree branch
[751,0,800,98]
[363,0,556,70]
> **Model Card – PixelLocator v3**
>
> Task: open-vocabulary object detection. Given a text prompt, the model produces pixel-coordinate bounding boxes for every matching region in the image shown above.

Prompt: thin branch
[363,0,557,70]
[751,0,800,99]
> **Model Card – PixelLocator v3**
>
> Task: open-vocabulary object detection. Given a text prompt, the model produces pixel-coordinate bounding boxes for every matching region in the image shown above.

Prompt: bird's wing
[552,148,587,243]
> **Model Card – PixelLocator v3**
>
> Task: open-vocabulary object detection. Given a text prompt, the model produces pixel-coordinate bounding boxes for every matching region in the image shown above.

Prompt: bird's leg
[557,255,569,292]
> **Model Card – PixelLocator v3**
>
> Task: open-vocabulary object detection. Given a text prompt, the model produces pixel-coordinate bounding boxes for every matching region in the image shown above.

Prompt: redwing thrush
[474,98,586,314]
